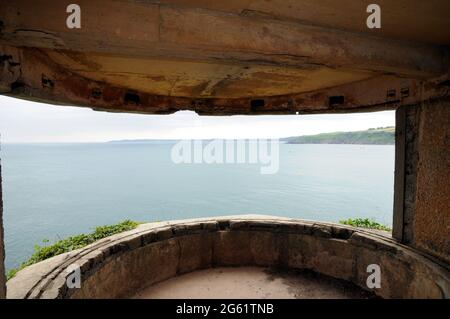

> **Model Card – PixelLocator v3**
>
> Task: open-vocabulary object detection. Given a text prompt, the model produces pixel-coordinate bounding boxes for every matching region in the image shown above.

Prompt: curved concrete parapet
[6,215,450,299]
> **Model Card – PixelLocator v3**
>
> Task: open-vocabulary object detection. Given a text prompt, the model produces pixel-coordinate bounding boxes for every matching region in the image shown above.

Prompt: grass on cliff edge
[339,218,391,232]
[7,220,139,280]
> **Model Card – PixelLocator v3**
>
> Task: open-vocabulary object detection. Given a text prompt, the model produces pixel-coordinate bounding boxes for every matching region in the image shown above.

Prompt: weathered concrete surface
[0,161,6,298]
[159,0,450,46]
[394,99,450,264]
[133,267,374,299]
[1,1,446,76]
[6,216,450,299]
[0,1,449,114]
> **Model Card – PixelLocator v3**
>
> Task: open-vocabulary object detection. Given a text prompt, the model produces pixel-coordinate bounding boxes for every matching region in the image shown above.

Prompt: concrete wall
[394,98,450,264]
[7,216,450,299]
[0,161,6,298]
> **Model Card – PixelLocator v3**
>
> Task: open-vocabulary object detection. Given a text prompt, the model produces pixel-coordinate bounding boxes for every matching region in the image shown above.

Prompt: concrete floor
[132,267,374,299]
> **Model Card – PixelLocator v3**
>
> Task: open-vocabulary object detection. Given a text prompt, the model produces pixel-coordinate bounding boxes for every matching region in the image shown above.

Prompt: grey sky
[0,95,395,143]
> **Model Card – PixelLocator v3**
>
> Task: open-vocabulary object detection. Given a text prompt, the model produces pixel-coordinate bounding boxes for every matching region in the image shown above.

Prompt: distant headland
[282,127,395,145]
[108,127,395,145]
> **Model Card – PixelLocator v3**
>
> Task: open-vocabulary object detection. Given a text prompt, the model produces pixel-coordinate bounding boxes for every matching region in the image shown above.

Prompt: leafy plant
[339,218,391,231]
[7,220,139,280]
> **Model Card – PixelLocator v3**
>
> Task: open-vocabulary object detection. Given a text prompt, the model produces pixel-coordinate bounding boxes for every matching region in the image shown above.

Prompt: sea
[1,141,394,270]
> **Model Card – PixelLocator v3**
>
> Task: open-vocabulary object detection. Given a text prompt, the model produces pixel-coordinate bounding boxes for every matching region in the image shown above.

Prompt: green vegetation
[7,220,139,280]
[283,126,395,145]
[339,218,391,231]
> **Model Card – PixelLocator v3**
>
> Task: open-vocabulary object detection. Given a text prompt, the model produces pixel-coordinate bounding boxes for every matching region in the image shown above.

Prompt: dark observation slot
[386,89,396,100]
[41,75,54,89]
[124,92,141,105]
[400,87,410,99]
[91,88,102,99]
[329,95,345,107]
[250,99,265,112]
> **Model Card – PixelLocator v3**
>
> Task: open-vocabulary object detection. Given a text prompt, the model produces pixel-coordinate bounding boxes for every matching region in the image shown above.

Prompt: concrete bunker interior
[0,0,449,299]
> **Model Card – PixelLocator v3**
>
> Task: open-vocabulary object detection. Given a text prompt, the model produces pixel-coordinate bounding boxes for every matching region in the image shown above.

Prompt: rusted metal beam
[0,1,447,78]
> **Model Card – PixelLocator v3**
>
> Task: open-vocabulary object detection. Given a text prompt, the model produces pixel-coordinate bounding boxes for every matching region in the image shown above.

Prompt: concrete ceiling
[0,0,449,115]
[161,0,450,45]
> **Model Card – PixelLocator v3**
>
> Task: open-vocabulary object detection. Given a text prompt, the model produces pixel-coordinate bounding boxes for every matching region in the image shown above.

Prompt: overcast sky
[0,95,395,143]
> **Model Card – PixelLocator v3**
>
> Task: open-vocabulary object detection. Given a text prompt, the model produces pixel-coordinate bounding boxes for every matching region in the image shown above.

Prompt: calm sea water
[1,142,394,270]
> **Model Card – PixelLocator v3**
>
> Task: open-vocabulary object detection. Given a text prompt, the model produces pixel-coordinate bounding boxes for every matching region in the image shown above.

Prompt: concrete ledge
[6,215,450,299]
